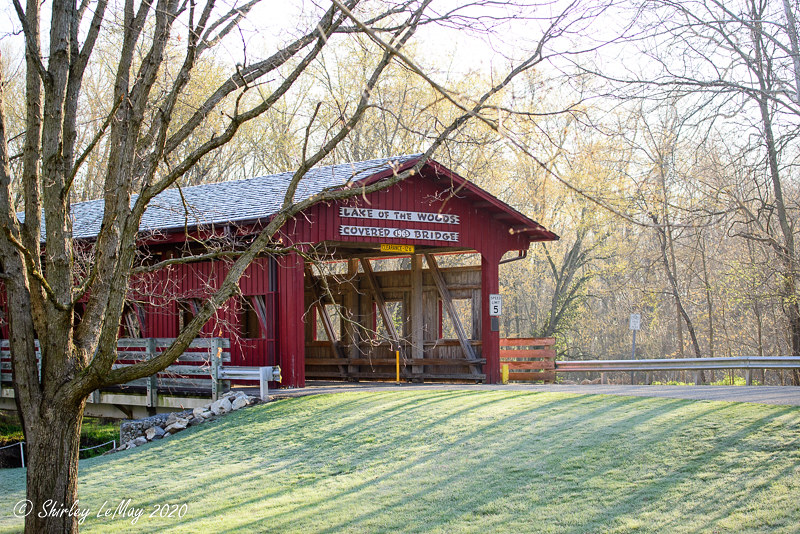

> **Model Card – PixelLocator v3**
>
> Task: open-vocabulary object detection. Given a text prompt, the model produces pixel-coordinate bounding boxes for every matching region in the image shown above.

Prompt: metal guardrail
[555,356,800,372]
[555,356,800,385]
[218,366,281,401]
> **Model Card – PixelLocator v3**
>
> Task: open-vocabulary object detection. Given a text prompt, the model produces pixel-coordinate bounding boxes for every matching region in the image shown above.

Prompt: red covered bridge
[1,155,557,396]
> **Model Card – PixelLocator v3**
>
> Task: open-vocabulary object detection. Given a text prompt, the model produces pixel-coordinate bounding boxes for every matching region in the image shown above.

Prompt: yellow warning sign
[380,244,415,254]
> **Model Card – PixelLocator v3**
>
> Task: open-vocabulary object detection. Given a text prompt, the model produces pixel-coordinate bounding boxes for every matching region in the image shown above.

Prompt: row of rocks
[113,391,260,452]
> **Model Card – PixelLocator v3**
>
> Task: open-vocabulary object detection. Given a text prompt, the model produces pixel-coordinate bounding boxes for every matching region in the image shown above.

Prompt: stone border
[110,390,260,452]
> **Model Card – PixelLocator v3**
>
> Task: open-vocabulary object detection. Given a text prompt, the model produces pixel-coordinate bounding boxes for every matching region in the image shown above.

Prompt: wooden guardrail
[2,338,231,407]
[500,337,556,383]
[114,338,231,404]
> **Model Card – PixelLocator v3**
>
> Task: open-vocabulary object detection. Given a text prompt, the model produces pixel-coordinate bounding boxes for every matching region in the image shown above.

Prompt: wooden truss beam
[424,254,481,373]
[360,258,403,351]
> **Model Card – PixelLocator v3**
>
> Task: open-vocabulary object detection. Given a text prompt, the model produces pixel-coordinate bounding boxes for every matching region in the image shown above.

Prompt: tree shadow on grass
[211,395,692,533]
[223,397,797,533]
[155,391,533,529]
[16,392,796,534]
[479,403,800,534]
[58,390,505,532]
[114,390,485,508]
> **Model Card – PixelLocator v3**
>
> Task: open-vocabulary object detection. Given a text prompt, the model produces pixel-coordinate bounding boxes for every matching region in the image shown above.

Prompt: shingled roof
[67,154,421,239]
[38,154,555,242]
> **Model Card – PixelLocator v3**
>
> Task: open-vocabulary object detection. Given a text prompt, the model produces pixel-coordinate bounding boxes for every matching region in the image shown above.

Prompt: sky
[0,0,620,82]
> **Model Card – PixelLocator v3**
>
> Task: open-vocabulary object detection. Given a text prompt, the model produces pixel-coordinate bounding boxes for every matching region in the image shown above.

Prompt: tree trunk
[667,225,685,358]
[699,236,714,358]
[785,292,800,385]
[21,399,85,533]
[652,214,705,381]
[782,0,800,103]
[751,3,800,385]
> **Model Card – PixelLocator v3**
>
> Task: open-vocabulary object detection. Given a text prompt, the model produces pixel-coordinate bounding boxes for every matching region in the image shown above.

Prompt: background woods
[0,0,617,531]
[2,0,797,367]
[1,0,799,531]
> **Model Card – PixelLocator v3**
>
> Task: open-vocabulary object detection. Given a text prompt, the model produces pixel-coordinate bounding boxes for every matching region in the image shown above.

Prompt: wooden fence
[500,337,556,383]
[2,338,231,407]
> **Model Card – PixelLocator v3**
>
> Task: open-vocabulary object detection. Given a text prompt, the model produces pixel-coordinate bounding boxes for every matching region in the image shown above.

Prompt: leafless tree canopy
[0,1,614,531]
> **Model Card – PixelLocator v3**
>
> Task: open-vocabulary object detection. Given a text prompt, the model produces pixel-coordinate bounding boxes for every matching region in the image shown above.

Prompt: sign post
[629,313,641,359]
[489,294,502,332]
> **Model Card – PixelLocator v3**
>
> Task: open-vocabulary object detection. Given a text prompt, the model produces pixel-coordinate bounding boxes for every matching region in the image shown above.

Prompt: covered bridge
[2,155,557,389]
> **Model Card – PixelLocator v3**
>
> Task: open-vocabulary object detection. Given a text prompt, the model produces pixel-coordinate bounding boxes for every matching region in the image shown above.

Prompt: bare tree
[580,0,800,381]
[0,0,604,531]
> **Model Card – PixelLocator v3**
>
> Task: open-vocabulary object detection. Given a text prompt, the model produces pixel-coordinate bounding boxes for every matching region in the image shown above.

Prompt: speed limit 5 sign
[489,294,502,316]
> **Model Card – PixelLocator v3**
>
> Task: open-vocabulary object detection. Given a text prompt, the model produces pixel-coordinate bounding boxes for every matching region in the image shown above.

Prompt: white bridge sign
[340,207,459,225]
[340,225,459,242]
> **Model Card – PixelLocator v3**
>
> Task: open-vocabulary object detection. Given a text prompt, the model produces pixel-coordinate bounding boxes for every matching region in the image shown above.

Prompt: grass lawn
[0,391,798,533]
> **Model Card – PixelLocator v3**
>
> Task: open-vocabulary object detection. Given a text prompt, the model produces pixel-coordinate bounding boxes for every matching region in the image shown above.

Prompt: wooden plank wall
[305,263,485,381]
[286,171,534,254]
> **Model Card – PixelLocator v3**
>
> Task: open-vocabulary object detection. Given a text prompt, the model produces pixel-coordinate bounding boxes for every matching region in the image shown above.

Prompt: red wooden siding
[277,253,305,387]
[131,256,279,370]
[284,171,535,254]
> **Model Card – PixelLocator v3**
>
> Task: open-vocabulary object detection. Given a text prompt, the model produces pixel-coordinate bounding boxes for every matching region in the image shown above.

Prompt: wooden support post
[471,289,481,340]
[360,258,402,350]
[694,371,701,385]
[411,254,424,379]
[315,302,345,357]
[645,371,652,385]
[345,259,360,379]
[146,338,158,408]
[278,253,305,388]
[424,254,479,373]
[480,253,501,383]
[259,367,270,401]
[601,372,607,385]
[745,369,752,386]
[211,338,222,401]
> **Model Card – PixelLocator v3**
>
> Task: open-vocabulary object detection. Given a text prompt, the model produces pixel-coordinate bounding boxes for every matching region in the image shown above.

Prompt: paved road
[269,381,800,406]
